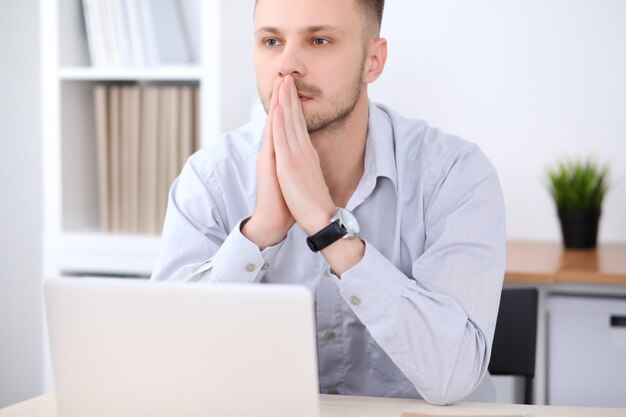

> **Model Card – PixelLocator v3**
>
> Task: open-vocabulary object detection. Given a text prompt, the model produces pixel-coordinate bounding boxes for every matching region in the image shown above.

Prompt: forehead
[254,0,362,33]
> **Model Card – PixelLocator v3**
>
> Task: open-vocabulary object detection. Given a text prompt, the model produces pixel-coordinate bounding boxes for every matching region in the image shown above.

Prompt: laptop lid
[44,277,319,417]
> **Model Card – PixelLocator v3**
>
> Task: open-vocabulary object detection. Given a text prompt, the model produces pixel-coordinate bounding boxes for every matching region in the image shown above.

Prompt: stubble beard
[259,56,366,135]
[304,60,364,135]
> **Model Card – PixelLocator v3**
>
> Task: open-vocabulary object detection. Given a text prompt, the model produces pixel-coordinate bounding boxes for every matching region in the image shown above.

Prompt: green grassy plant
[547,159,609,212]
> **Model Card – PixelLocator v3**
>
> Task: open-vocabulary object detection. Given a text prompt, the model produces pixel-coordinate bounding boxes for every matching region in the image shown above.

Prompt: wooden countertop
[505,241,626,285]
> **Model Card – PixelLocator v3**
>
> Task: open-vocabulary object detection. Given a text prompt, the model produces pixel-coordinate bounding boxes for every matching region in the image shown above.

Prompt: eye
[264,38,281,47]
[312,37,329,46]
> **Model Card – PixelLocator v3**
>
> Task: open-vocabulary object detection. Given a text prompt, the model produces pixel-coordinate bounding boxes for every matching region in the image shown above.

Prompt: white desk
[1,393,625,417]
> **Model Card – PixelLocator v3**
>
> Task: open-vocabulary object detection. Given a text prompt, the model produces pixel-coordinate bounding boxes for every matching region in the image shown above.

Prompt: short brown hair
[355,0,385,38]
[254,0,385,38]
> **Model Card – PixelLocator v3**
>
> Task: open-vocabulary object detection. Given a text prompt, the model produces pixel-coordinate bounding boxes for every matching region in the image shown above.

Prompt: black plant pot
[558,210,600,249]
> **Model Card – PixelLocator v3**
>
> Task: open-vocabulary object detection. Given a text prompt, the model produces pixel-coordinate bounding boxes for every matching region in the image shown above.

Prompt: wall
[369,0,626,241]
[220,0,258,131]
[226,0,626,242]
[0,0,43,408]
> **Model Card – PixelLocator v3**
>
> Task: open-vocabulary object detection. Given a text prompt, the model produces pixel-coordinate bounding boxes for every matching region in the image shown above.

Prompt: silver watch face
[336,208,360,237]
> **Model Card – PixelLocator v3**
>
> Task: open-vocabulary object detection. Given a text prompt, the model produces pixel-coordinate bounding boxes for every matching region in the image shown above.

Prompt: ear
[362,37,388,84]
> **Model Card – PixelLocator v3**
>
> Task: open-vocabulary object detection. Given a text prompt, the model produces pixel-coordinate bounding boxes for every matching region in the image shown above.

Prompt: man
[152,0,505,406]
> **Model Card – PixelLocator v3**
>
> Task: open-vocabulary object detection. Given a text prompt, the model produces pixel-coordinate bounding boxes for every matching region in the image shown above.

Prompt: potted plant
[546,158,609,249]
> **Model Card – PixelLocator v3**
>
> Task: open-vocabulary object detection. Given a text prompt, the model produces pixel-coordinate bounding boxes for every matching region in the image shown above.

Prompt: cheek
[254,57,275,92]
[307,60,338,88]
[310,58,360,94]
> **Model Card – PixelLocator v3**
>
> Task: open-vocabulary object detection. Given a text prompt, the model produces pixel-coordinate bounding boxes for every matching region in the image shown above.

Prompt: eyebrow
[255,25,347,36]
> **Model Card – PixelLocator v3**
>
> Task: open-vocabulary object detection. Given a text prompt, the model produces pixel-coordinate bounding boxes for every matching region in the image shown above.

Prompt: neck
[310,91,369,208]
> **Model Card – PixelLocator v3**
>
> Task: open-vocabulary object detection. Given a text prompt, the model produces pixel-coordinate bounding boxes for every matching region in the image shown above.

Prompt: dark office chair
[488,288,539,405]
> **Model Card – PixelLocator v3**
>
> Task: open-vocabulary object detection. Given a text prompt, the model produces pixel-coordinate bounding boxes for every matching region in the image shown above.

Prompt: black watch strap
[306,219,347,252]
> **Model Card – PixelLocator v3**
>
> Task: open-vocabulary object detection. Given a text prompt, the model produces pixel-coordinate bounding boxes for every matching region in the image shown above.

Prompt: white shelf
[54,232,161,276]
[41,0,220,281]
[42,0,251,281]
[58,66,203,81]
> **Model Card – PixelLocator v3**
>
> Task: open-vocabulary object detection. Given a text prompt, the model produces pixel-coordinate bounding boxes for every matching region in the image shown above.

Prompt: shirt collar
[347,102,398,210]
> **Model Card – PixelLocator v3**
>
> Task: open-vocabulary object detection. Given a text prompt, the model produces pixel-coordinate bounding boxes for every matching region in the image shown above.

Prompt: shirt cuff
[210,218,285,283]
[337,241,411,324]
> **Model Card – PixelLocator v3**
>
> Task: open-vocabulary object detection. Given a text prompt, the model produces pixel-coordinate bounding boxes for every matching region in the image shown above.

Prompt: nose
[277,44,305,79]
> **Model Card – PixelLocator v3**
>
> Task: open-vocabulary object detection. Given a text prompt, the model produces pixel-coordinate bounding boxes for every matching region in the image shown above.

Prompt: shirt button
[350,296,361,306]
[324,331,336,341]
[245,264,256,272]
[261,263,270,271]
[328,388,339,395]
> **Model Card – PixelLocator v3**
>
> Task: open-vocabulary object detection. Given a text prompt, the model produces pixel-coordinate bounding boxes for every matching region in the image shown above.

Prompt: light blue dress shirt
[151,102,506,405]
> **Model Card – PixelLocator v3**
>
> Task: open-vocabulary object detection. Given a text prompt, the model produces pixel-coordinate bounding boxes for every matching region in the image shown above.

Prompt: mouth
[297,93,313,102]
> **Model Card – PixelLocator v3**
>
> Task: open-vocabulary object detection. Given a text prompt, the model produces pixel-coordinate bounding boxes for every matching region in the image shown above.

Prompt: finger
[266,80,282,133]
[263,80,282,137]
[262,107,276,153]
[267,108,277,156]
[287,76,308,146]
[269,77,281,112]
[260,107,274,158]
[272,106,288,160]
[279,78,297,152]
[261,81,282,155]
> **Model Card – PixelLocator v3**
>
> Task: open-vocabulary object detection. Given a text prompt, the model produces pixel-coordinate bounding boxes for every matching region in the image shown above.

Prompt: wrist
[321,237,365,277]
[241,216,290,250]
[302,206,336,236]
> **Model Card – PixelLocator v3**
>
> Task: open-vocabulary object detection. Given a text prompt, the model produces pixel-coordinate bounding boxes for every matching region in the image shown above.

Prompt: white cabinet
[548,295,626,407]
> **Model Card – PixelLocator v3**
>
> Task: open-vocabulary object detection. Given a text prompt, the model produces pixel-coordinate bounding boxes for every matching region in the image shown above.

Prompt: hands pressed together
[243,75,336,250]
[242,75,366,274]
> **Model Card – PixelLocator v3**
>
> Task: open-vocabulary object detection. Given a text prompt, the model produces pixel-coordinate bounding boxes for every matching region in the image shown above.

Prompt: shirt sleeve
[337,145,506,405]
[150,158,285,283]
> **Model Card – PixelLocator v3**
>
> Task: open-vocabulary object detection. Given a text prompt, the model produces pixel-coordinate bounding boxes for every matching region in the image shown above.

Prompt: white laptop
[44,277,320,417]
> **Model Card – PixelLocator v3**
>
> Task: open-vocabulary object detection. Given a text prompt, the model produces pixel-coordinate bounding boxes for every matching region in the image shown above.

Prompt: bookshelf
[41,0,228,278]
[58,66,204,81]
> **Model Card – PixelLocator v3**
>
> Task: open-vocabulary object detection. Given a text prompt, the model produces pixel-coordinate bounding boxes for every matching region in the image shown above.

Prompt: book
[194,86,201,151]
[124,0,147,67]
[94,83,199,235]
[168,87,180,185]
[108,85,121,232]
[120,86,132,232]
[156,87,171,232]
[178,86,193,168]
[93,85,110,231]
[97,0,119,66]
[139,86,159,234]
[110,0,130,66]
[83,0,199,68]
[138,0,159,66]
[128,86,141,233]
[81,0,104,66]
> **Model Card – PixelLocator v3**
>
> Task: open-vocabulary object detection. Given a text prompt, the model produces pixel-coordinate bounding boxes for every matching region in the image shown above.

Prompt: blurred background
[1,0,624,409]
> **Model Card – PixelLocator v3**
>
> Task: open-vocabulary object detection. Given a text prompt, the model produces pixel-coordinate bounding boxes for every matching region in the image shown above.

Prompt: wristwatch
[306,208,360,253]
